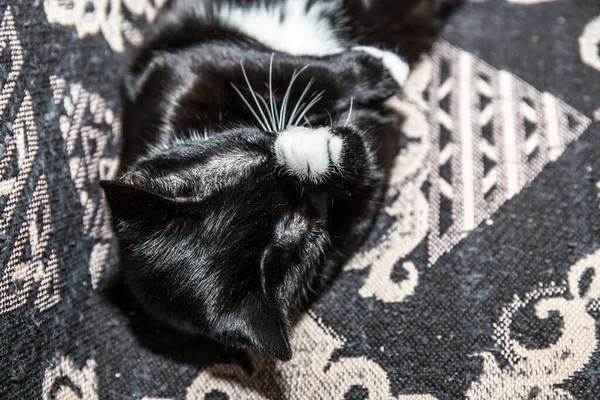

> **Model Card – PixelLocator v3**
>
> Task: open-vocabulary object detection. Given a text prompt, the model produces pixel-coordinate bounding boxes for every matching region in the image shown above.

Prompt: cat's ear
[244,301,292,361]
[230,246,295,361]
[260,243,293,298]
[222,293,292,361]
[100,180,180,222]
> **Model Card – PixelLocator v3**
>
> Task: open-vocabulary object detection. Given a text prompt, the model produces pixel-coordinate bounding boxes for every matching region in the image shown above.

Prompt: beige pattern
[142,248,600,399]
[139,40,599,398]
[466,248,600,399]
[43,356,99,400]
[0,6,22,121]
[51,76,121,289]
[184,313,392,399]
[579,14,600,72]
[0,0,597,397]
[142,312,439,400]
[345,57,431,303]
[427,41,591,266]
[0,7,61,314]
[0,91,37,238]
[345,41,592,304]
[43,0,165,52]
[0,174,61,314]
[0,6,26,230]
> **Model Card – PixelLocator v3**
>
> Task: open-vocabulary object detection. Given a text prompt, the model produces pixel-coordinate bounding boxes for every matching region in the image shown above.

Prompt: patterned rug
[1,0,600,399]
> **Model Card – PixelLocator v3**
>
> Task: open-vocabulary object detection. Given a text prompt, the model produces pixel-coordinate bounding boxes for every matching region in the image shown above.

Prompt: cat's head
[100,128,330,361]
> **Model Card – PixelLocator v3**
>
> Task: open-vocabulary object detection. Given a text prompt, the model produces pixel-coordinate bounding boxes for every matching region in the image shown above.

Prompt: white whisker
[230,82,269,132]
[262,83,277,131]
[288,77,315,127]
[279,69,298,131]
[279,65,309,131]
[233,62,326,132]
[293,95,323,126]
[326,110,333,127]
[344,96,354,127]
[268,53,279,132]
[293,90,324,126]
[240,61,272,131]
[253,87,269,111]
[255,92,275,131]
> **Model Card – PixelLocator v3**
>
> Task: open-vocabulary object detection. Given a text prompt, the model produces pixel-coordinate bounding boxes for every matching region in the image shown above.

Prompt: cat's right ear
[100,180,180,222]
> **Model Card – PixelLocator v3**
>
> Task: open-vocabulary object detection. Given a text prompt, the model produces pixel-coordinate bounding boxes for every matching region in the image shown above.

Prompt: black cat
[101,0,458,361]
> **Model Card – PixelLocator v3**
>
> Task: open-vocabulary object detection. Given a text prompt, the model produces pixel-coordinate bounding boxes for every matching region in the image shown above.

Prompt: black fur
[101,0,457,361]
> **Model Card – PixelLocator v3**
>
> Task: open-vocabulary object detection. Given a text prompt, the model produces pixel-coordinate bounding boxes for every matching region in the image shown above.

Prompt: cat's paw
[353,46,410,87]
[275,126,342,183]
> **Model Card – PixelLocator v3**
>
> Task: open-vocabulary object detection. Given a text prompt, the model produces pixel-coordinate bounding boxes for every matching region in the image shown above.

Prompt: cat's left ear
[220,292,293,361]
[100,180,180,222]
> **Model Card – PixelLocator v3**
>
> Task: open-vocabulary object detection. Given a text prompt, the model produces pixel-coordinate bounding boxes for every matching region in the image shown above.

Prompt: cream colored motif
[427,41,591,266]
[43,356,99,400]
[43,0,165,52]
[465,249,600,399]
[579,15,600,71]
[0,6,26,229]
[169,44,597,397]
[0,7,61,314]
[0,6,22,120]
[0,91,37,237]
[345,56,431,303]
[142,249,600,399]
[345,41,591,304]
[51,76,121,289]
[143,312,439,400]
[0,175,61,314]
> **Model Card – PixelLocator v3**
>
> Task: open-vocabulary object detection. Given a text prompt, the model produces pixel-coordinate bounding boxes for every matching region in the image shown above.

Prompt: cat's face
[101,128,330,360]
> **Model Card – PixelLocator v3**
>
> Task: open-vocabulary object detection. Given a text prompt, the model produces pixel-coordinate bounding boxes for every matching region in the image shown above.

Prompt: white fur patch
[198,0,346,56]
[353,46,410,86]
[275,126,342,182]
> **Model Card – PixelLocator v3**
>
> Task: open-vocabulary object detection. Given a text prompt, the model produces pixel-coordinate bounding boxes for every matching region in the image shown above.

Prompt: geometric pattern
[466,248,600,399]
[138,250,600,399]
[140,312,441,400]
[50,76,121,289]
[427,41,591,266]
[42,356,98,400]
[44,0,165,52]
[347,40,592,304]
[344,78,429,302]
[2,0,600,399]
[579,14,600,72]
[0,7,60,314]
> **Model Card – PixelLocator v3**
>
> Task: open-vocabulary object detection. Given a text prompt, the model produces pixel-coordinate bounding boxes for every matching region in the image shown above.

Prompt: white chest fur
[202,0,347,56]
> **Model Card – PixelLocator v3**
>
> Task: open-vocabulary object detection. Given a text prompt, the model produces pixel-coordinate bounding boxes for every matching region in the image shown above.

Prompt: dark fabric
[1,1,599,399]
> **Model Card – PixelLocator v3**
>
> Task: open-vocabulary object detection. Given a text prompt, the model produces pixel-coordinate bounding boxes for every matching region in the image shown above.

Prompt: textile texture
[1,0,600,399]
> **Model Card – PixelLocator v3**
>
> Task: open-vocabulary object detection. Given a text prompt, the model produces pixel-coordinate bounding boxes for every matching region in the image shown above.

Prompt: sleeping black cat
[101,0,458,361]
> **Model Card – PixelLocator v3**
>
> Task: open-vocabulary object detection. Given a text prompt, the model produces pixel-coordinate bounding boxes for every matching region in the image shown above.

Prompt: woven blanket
[1,0,600,398]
